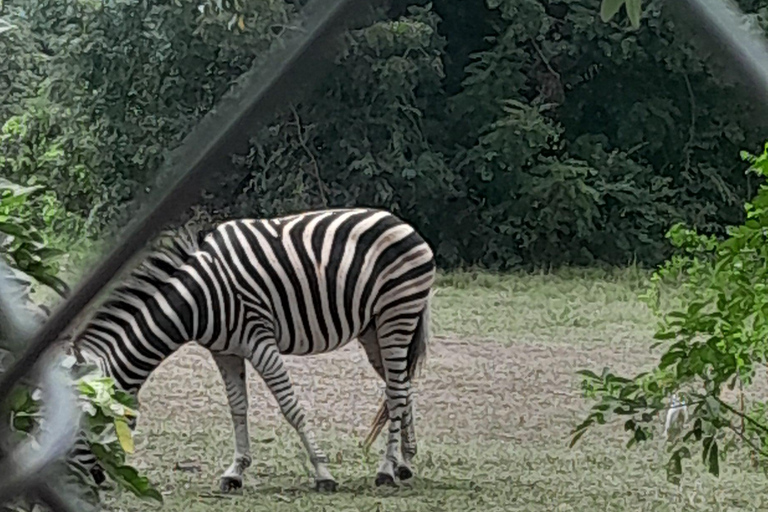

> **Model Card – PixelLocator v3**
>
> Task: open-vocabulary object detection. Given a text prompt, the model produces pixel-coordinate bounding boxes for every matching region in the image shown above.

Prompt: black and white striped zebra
[67,208,435,491]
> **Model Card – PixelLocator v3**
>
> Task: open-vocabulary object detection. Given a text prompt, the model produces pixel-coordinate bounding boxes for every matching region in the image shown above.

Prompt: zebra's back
[202,208,435,356]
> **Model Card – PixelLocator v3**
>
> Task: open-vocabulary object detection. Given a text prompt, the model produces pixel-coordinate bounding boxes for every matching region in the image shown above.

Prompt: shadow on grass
[205,475,480,499]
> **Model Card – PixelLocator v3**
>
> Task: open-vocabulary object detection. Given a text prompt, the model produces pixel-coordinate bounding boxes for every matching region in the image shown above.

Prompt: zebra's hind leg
[397,392,417,481]
[359,325,414,483]
[249,343,338,492]
[375,325,419,486]
[212,354,252,493]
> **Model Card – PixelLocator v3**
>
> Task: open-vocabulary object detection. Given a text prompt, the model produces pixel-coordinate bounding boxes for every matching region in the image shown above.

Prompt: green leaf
[575,369,600,381]
[7,386,34,412]
[707,439,720,476]
[0,222,27,238]
[660,350,684,369]
[625,0,642,28]
[666,447,690,484]
[569,427,588,448]
[103,464,163,502]
[114,419,135,454]
[600,0,626,22]
[687,300,708,317]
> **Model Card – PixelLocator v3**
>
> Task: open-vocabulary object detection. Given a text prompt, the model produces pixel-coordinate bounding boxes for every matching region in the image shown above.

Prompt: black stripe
[326,211,369,340]
[192,259,218,344]
[289,217,329,352]
[378,262,434,300]
[343,214,400,335]
[251,221,309,353]
[224,224,284,342]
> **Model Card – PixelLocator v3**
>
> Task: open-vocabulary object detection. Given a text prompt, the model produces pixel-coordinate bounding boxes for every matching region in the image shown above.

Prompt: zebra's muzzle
[90,463,106,485]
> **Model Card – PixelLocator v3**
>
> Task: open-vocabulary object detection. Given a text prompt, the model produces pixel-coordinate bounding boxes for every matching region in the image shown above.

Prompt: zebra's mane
[74,225,203,343]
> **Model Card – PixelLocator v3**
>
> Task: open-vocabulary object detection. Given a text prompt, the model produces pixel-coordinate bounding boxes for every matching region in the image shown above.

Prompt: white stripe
[240,222,303,351]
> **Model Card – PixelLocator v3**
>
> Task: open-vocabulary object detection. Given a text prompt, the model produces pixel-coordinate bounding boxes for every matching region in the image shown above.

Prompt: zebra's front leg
[250,344,338,492]
[212,354,252,492]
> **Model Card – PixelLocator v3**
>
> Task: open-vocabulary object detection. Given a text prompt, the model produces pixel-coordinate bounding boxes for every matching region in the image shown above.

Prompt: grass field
[101,268,768,512]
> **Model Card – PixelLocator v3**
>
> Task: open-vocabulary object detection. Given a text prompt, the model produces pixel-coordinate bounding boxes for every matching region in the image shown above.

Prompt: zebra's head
[70,435,107,486]
[55,226,201,488]
[61,335,140,489]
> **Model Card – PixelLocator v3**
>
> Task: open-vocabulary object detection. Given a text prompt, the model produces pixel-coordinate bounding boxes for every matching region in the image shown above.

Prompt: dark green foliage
[218,0,764,269]
[437,0,760,267]
[0,179,69,296]
[1,0,293,236]
[225,6,463,258]
[0,0,765,268]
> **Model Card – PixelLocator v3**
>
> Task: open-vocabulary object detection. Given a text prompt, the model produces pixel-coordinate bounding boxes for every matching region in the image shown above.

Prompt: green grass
[432,266,656,343]
[106,429,768,512]
[61,267,768,511]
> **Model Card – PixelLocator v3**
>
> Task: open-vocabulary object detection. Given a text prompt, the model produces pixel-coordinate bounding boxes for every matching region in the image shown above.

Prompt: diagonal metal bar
[0,359,79,506]
[0,261,80,510]
[670,0,768,118]
[0,0,377,400]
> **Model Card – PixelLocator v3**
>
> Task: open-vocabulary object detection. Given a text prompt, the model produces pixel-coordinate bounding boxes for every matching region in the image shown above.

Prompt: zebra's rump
[203,208,436,355]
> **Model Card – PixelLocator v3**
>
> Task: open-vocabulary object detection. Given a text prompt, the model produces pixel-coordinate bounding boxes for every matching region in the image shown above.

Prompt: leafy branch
[572,141,768,481]
[600,0,644,29]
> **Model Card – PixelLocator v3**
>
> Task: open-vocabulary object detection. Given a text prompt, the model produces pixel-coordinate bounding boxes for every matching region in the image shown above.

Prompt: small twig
[290,104,328,207]
[727,423,768,458]
[530,38,560,78]
[198,492,236,499]
[715,396,768,434]
[625,141,650,156]
[682,73,697,172]
[739,378,746,436]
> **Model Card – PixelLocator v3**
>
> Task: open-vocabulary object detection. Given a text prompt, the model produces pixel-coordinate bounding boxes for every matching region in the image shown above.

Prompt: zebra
[65,208,435,492]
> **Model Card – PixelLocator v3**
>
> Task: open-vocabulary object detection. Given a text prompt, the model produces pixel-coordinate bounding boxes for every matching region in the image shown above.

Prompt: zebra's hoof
[375,472,396,487]
[395,464,413,481]
[315,478,338,492]
[219,475,243,493]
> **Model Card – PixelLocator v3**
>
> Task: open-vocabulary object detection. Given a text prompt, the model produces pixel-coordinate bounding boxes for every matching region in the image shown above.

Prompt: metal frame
[0,0,375,508]
[1,0,768,509]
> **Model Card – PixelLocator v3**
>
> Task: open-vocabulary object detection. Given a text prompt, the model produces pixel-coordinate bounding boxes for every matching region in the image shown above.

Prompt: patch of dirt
[137,334,660,447]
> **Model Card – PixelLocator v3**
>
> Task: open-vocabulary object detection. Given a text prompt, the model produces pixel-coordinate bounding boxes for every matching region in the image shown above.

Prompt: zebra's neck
[74,256,211,393]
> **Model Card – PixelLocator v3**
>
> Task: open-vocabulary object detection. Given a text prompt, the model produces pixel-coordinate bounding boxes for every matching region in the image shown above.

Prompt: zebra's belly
[276,321,369,356]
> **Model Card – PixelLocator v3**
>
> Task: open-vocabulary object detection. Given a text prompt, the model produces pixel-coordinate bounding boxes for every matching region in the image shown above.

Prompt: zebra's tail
[362,291,432,452]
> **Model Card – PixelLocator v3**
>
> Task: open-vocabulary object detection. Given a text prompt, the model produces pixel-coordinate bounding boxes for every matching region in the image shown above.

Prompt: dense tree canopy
[1,0,765,271]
